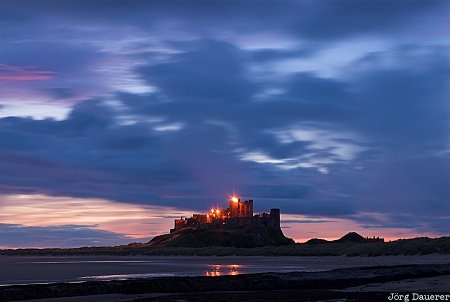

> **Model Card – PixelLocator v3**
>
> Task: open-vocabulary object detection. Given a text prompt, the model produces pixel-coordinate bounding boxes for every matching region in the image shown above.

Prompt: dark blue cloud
[290,0,448,40]
[1,43,449,219]
[138,40,255,102]
[2,0,446,41]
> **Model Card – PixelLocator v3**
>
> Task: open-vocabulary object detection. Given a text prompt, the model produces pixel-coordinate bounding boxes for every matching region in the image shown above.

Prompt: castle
[170,196,281,233]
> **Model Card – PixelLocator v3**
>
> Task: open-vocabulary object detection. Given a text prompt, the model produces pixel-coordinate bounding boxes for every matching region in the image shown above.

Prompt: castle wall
[171,200,280,232]
[250,209,281,229]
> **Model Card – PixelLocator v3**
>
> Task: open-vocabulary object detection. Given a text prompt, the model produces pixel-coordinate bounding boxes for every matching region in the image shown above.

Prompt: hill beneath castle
[1,234,449,256]
[146,224,295,248]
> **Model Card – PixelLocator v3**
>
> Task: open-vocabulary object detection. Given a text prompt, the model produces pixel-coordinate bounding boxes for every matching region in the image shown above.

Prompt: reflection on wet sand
[205,264,241,276]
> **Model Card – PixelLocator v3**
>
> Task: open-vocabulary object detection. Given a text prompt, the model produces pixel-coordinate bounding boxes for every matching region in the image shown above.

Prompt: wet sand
[344,275,450,292]
[1,255,449,301]
[1,262,449,302]
[1,255,449,286]
[14,293,172,302]
[12,277,450,302]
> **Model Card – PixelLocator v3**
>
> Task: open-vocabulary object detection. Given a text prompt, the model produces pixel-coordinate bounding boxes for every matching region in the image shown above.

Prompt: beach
[1,255,449,286]
[0,255,449,301]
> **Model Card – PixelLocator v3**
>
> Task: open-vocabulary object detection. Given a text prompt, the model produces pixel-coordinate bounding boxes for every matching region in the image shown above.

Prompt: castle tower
[270,208,281,228]
[229,196,240,217]
[229,197,253,218]
[244,199,253,217]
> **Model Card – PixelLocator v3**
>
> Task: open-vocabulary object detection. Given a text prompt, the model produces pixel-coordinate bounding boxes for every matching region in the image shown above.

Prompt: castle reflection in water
[205,264,241,276]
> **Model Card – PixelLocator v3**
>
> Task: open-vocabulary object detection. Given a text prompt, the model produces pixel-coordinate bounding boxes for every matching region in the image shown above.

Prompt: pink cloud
[0,63,56,81]
[0,194,192,242]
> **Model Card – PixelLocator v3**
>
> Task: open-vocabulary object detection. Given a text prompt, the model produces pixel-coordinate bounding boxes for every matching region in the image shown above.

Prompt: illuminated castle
[170,196,281,233]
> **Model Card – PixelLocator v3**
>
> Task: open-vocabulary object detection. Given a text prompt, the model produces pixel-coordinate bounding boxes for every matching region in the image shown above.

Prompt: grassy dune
[1,236,449,256]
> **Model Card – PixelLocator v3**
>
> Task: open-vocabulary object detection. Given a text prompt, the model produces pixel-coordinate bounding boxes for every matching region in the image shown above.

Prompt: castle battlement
[170,196,281,233]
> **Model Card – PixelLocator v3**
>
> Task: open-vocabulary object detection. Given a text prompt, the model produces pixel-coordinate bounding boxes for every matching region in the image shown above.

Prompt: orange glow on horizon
[0,194,192,243]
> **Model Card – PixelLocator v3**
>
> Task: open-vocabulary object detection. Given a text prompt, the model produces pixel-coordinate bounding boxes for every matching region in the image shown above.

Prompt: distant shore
[1,262,449,302]
[2,235,450,257]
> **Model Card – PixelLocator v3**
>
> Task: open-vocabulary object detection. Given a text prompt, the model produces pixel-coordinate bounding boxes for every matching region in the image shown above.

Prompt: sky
[0,0,449,248]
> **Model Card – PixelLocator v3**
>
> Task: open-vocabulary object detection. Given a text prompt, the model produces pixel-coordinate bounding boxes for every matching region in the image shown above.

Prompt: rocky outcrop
[306,232,384,245]
[147,225,294,248]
